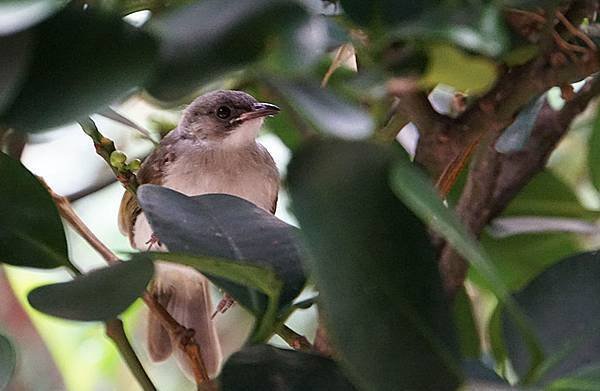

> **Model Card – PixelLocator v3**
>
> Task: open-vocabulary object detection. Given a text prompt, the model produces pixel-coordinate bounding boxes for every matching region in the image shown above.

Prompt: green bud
[110,151,127,169]
[128,159,141,171]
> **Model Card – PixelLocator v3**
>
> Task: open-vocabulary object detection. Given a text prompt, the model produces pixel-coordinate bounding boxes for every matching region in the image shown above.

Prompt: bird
[118,90,280,378]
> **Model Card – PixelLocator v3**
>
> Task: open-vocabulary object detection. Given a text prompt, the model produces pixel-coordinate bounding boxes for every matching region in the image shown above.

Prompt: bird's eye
[216,106,231,119]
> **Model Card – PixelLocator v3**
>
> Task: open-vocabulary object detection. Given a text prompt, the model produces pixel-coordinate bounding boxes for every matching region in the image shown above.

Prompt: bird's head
[178,90,280,147]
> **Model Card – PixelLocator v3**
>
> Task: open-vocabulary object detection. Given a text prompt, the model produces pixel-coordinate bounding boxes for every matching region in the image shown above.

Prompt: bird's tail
[147,262,223,379]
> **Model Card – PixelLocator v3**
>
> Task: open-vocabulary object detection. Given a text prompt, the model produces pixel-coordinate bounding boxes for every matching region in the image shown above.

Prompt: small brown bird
[118,90,280,378]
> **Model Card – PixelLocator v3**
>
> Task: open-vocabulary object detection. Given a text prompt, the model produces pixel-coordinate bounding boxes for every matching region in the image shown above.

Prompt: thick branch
[439,75,600,298]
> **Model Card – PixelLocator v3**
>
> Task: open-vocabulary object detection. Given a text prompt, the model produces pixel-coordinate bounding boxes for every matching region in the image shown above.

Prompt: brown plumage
[118,90,280,378]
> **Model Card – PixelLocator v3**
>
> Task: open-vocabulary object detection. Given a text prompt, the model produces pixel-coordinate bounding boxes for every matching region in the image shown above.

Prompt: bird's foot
[211,294,236,319]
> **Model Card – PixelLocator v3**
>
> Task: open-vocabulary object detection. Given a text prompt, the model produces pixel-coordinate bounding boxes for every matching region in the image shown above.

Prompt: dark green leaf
[476,232,580,291]
[136,186,306,340]
[145,0,309,101]
[501,251,600,385]
[288,140,461,391]
[0,30,31,114]
[503,171,598,220]
[454,289,481,358]
[463,359,513,389]
[220,345,357,391]
[588,108,600,193]
[268,78,374,139]
[28,257,154,321]
[393,4,511,58]
[339,0,427,29]
[0,334,16,391]
[0,7,157,132]
[388,154,545,376]
[141,251,283,342]
[0,152,69,269]
[495,96,545,153]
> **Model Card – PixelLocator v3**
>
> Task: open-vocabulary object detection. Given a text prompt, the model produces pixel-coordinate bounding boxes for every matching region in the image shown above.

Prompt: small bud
[110,151,127,169]
[128,159,141,171]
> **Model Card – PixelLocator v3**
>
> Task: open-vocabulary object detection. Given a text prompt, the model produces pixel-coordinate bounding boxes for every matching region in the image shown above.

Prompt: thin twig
[275,324,312,353]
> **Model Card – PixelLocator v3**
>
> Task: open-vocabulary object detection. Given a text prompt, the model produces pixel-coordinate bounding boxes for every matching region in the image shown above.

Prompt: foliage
[1,0,600,390]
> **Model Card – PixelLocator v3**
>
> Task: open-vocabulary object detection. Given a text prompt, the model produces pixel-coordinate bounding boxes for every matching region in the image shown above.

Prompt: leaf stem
[275,324,312,353]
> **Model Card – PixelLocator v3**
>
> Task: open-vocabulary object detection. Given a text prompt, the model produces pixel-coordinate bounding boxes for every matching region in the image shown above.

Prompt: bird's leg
[211,293,236,319]
[145,232,161,251]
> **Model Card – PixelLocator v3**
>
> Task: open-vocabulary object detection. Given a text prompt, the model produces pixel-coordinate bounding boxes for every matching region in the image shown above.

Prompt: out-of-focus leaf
[220,344,357,391]
[388,155,544,375]
[0,334,16,391]
[97,107,155,142]
[501,251,600,385]
[136,186,306,341]
[548,363,600,390]
[501,0,562,9]
[463,359,514,390]
[339,0,427,29]
[288,140,461,391]
[142,252,282,342]
[268,78,374,139]
[421,44,498,94]
[495,96,546,153]
[503,171,598,220]
[454,289,481,358]
[394,4,511,58]
[488,217,598,237]
[0,31,31,113]
[146,0,309,101]
[588,107,600,193]
[28,257,154,321]
[0,8,157,132]
[475,232,580,292]
[0,152,69,269]
[0,0,63,35]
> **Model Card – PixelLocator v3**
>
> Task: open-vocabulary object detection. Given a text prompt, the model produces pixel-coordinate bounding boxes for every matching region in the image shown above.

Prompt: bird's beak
[232,102,280,124]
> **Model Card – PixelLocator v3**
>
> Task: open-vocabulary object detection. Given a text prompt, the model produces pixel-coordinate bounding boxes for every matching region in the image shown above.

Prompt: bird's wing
[118,133,178,243]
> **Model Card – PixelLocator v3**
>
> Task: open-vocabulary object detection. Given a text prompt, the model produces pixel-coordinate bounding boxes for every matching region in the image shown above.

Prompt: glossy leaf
[0,152,69,269]
[388,153,544,375]
[502,251,600,385]
[339,0,427,29]
[268,78,374,139]
[588,108,600,193]
[220,344,357,391]
[136,186,306,340]
[288,140,461,391]
[142,251,283,342]
[454,289,481,358]
[28,257,154,321]
[0,7,157,132]
[0,334,16,391]
[145,0,309,101]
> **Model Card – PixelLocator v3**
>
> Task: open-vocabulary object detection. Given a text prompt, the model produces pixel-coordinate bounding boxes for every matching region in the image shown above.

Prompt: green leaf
[0,7,157,132]
[136,186,306,341]
[548,363,600,390]
[267,78,374,139]
[0,30,30,114]
[288,140,461,391]
[0,334,16,391]
[463,359,512,389]
[388,153,544,378]
[28,257,154,321]
[476,232,580,291]
[588,108,600,193]
[503,171,597,220]
[501,251,600,385]
[220,345,357,391]
[140,252,283,342]
[454,288,481,358]
[145,0,309,102]
[339,0,427,29]
[393,4,512,58]
[421,43,498,94]
[0,152,69,269]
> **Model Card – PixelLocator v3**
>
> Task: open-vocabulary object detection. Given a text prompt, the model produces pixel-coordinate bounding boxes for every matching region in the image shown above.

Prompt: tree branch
[439,75,600,298]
